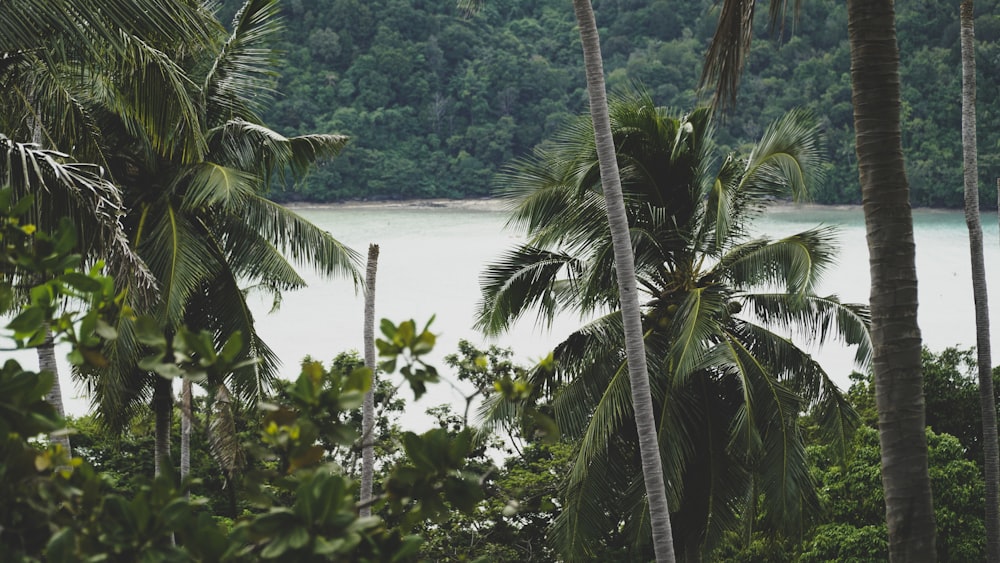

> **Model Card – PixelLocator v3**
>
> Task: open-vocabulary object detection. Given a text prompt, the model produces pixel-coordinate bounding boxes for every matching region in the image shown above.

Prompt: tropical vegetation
[2,0,999,561]
[476,93,870,559]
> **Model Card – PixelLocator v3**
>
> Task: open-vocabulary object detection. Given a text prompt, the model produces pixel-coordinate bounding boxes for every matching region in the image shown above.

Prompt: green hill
[221,0,1000,207]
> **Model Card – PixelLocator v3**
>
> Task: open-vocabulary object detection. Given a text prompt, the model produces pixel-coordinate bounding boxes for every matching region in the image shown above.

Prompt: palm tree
[78,0,360,477]
[477,94,869,560]
[960,1,1000,557]
[701,1,937,558]
[0,0,214,453]
[458,1,677,556]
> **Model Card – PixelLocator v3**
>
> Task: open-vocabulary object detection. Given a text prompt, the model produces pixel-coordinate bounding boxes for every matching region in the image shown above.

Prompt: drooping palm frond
[240,193,362,285]
[717,331,818,533]
[732,319,860,460]
[701,0,801,109]
[476,245,582,335]
[202,0,281,123]
[662,284,731,387]
[717,227,839,296]
[742,292,872,367]
[0,135,153,288]
[136,203,219,326]
[658,372,751,557]
[218,217,307,293]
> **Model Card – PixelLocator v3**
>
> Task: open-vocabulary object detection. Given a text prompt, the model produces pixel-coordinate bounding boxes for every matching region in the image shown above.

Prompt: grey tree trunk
[847,1,937,559]
[153,375,173,477]
[571,2,675,561]
[38,326,72,455]
[181,378,192,494]
[960,2,1000,559]
[360,244,379,517]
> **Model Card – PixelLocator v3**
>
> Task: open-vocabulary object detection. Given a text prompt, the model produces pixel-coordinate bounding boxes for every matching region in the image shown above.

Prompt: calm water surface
[32,203,1000,428]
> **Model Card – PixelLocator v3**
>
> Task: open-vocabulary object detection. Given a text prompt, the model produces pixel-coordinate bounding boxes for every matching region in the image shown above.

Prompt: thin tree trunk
[572,2,675,561]
[360,244,379,517]
[153,375,174,477]
[181,378,192,495]
[961,2,1000,558]
[847,1,936,560]
[38,326,72,455]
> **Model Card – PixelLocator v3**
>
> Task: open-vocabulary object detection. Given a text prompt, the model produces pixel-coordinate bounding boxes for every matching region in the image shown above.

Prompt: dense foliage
[220,0,1000,207]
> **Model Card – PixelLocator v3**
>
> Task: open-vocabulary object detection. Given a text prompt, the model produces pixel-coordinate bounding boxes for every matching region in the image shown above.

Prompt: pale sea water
[13,203,1000,430]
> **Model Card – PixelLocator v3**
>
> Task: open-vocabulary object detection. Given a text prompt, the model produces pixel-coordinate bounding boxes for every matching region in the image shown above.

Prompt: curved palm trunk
[38,327,72,455]
[572,2,675,560]
[960,2,1000,558]
[153,374,174,477]
[360,243,379,517]
[847,1,936,559]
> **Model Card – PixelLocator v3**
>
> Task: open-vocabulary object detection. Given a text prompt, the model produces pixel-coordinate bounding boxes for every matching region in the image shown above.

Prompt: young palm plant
[77,0,361,477]
[477,93,870,559]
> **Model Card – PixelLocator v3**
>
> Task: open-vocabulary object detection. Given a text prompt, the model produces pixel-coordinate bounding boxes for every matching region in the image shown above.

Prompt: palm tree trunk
[847,1,936,559]
[38,326,72,455]
[572,2,675,561]
[960,2,1000,558]
[153,374,173,477]
[360,243,379,517]
[181,378,192,494]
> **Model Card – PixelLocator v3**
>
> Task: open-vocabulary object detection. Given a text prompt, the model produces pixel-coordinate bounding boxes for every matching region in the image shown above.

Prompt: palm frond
[701,0,801,109]
[742,292,872,368]
[664,284,731,387]
[178,161,257,211]
[241,194,362,285]
[740,107,825,204]
[94,33,206,163]
[732,319,860,460]
[476,244,581,335]
[209,120,349,186]
[718,227,839,295]
[136,203,220,326]
[202,0,282,123]
[719,332,818,533]
[0,134,154,289]
[0,0,212,61]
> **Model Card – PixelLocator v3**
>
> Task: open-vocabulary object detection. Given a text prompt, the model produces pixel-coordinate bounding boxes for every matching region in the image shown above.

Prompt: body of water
[15,202,1000,429]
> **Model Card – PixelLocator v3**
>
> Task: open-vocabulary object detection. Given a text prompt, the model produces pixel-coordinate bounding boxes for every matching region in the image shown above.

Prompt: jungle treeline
[215,0,1000,207]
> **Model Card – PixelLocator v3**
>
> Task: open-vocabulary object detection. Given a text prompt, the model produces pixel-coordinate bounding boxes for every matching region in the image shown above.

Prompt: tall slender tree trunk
[181,378,192,494]
[38,326,72,455]
[153,375,174,477]
[847,1,936,559]
[960,2,1000,558]
[572,2,675,561]
[360,244,379,517]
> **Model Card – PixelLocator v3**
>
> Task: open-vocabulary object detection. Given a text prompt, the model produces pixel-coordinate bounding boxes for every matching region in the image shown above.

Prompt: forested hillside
[219,0,1000,207]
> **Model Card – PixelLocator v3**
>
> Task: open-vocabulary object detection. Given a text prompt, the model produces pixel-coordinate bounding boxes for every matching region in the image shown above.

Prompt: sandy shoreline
[283,197,864,213]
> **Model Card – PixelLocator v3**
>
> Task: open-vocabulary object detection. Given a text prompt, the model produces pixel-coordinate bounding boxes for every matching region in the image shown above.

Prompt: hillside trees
[215,0,1000,207]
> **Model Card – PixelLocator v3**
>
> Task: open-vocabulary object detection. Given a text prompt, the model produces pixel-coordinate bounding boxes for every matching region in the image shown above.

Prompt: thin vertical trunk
[360,244,379,517]
[847,1,936,560]
[181,378,192,494]
[961,2,1000,558]
[38,326,72,455]
[153,375,173,477]
[572,2,675,561]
